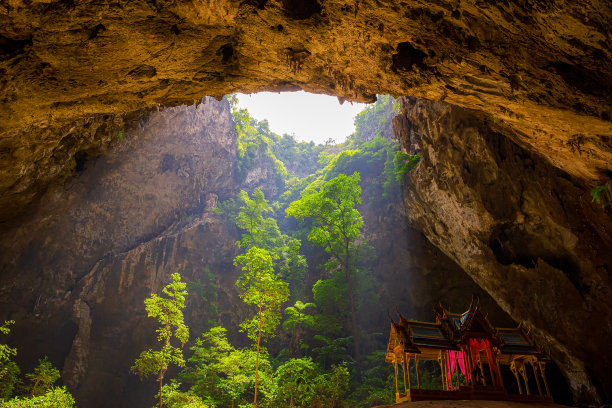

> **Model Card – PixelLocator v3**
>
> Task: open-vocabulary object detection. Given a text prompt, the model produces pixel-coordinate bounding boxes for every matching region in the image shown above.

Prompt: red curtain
[468,338,501,386]
[446,350,469,388]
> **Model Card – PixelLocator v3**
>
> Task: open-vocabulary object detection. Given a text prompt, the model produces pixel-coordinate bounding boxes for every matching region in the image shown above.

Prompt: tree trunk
[254,294,264,408]
[345,246,361,379]
[159,370,164,408]
[159,335,169,408]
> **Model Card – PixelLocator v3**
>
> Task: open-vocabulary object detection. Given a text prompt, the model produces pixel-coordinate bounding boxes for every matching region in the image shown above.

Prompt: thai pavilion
[385,299,553,403]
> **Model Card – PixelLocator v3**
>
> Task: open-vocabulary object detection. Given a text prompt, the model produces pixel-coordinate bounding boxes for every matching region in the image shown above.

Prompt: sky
[235,91,369,144]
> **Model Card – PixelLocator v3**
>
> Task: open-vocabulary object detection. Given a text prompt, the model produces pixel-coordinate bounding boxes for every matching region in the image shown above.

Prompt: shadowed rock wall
[0,97,242,406]
[394,97,612,403]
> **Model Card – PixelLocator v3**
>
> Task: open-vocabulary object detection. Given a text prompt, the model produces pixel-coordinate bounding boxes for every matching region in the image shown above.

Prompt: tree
[235,189,282,254]
[235,247,289,407]
[286,173,365,376]
[235,188,307,297]
[282,301,315,356]
[273,358,318,407]
[131,273,189,408]
[183,327,274,408]
[311,335,353,371]
[278,238,308,300]
[25,357,60,396]
[310,364,350,408]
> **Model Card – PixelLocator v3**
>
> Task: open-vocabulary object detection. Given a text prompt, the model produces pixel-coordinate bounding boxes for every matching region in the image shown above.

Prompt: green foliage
[286,173,365,374]
[282,136,410,207]
[0,321,17,367]
[158,382,210,408]
[226,93,238,109]
[183,326,351,408]
[272,359,350,408]
[188,268,219,327]
[231,100,288,188]
[235,248,290,343]
[350,351,394,407]
[131,273,189,408]
[286,173,363,263]
[0,360,20,400]
[311,274,347,337]
[235,189,281,254]
[311,336,353,371]
[235,247,289,407]
[0,321,20,401]
[283,301,316,356]
[271,135,326,177]
[309,364,350,408]
[590,183,612,208]
[272,357,318,407]
[352,95,398,142]
[411,360,444,391]
[215,197,240,219]
[204,95,418,406]
[393,151,421,182]
[2,387,75,408]
[278,238,308,301]
[235,188,307,299]
[25,357,60,397]
[183,326,275,408]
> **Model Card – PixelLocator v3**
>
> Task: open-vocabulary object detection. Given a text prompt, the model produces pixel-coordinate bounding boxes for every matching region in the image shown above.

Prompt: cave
[0,1,610,407]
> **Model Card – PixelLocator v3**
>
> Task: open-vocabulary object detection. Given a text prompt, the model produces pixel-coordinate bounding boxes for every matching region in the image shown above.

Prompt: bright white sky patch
[236,91,368,144]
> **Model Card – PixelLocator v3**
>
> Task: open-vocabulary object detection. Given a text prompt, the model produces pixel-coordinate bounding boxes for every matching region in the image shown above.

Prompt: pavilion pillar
[415,356,421,389]
[402,354,408,394]
[519,362,530,395]
[464,347,472,383]
[466,347,474,386]
[486,352,496,387]
[539,362,551,396]
[531,360,543,395]
[511,361,523,394]
[494,349,503,388]
[439,353,446,390]
[406,354,412,390]
[394,359,400,402]
[488,363,496,387]
[477,353,486,385]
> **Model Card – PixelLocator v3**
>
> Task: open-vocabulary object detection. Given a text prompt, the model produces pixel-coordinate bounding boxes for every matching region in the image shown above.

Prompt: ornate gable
[459,300,500,345]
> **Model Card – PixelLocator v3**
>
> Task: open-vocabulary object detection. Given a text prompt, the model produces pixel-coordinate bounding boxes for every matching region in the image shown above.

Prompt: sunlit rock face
[394,97,612,404]
[0,0,610,221]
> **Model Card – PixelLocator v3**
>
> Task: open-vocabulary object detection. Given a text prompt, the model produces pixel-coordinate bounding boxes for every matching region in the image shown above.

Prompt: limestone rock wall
[0,97,242,407]
[394,97,612,403]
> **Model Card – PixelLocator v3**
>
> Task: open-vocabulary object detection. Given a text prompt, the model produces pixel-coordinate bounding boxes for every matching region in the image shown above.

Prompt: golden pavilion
[386,299,553,403]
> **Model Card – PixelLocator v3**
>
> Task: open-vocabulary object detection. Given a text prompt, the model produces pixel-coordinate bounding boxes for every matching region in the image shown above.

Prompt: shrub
[3,387,75,408]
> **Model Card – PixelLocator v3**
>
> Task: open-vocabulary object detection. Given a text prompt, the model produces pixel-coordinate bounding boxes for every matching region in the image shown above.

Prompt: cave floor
[374,400,566,408]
